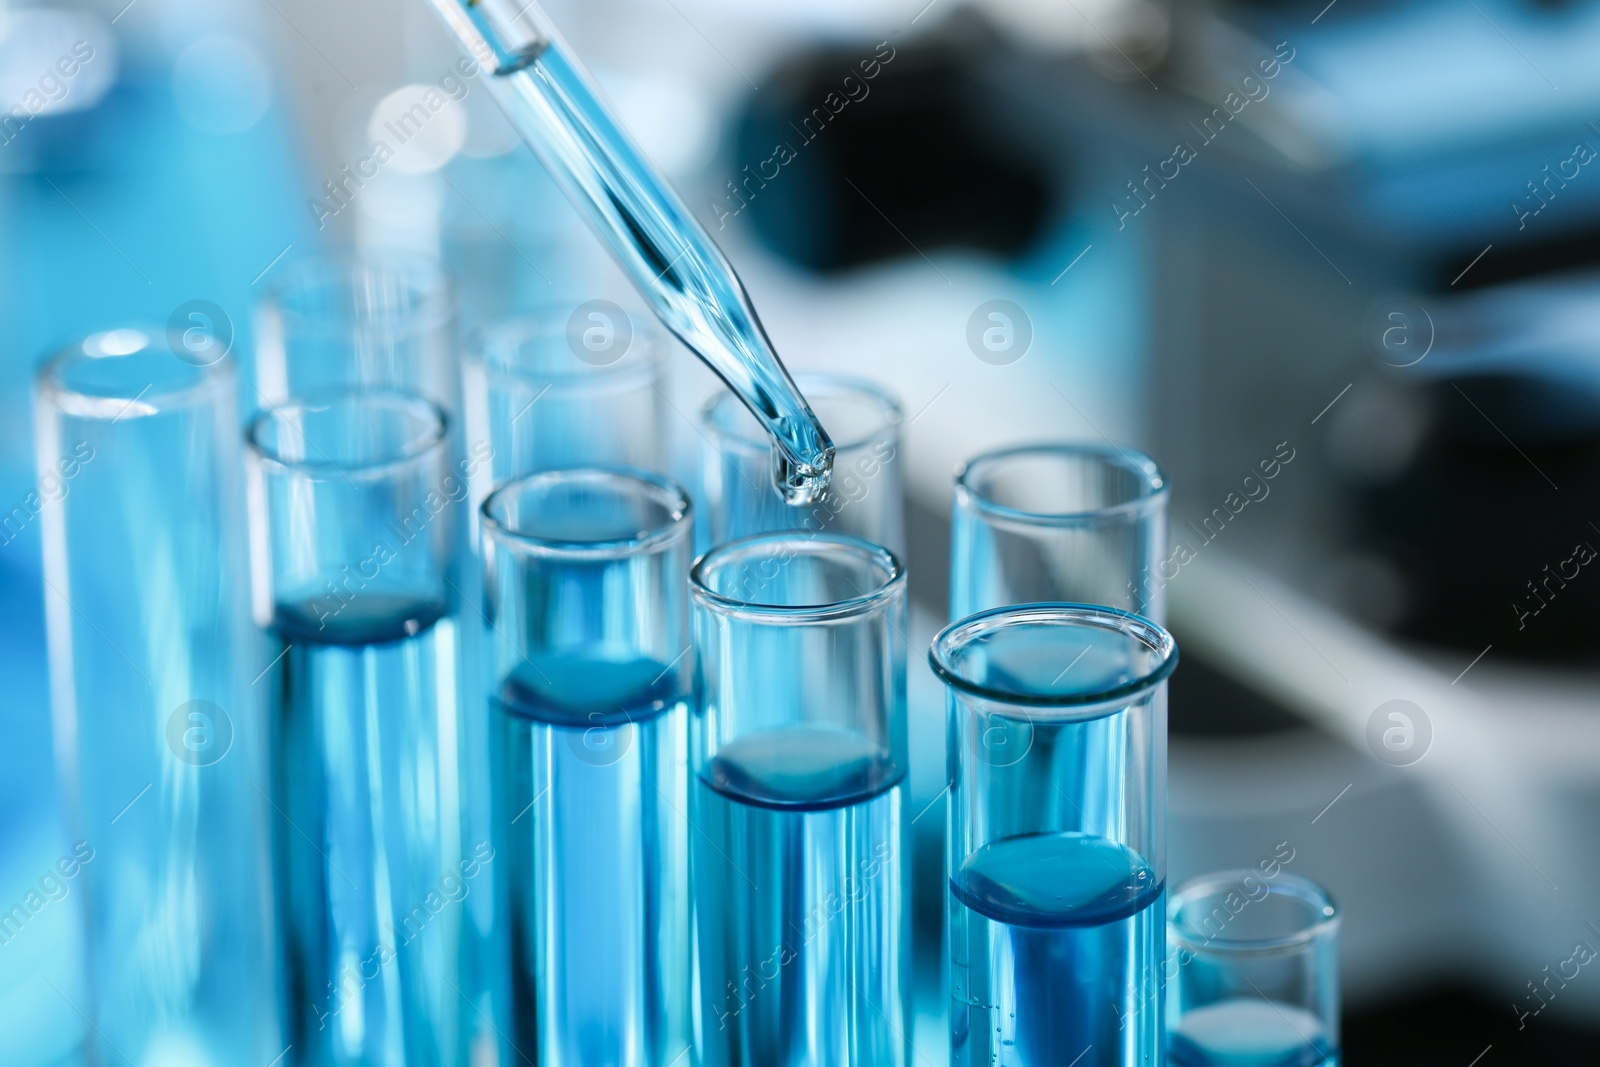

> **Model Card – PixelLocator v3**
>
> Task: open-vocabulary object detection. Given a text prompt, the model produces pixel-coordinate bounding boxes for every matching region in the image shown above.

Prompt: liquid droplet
[772,445,833,507]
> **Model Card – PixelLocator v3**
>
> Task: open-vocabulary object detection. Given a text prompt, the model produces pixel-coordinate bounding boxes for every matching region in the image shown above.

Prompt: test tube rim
[468,309,668,391]
[263,249,455,339]
[246,387,449,479]
[689,531,905,622]
[955,441,1168,528]
[700,373,902,455]
[37,328,234,420]
[481,465,693,560]
[1168,869,1341,957]
[930,602,1177,710]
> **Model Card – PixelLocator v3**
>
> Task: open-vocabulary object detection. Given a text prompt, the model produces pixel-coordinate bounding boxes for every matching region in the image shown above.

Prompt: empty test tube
[255,251,460,415]
[932,604,1177,1067]
[35,329,280,1065]
[462,310,669,523]
[951,443,1168,621]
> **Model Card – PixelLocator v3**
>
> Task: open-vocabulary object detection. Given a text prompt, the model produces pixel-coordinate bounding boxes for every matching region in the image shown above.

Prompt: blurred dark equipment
[730,17,1057,273]
[1167,649,1308,736]
[1342,368,1600,661]
[1346,985,1600,1065]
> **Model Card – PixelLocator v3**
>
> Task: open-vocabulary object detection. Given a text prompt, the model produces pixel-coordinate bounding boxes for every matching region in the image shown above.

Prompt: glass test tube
[932,604,1177,1067]
[459,312,672,1055]
[951,443,1168,621]
[463,310,668,522]
[247,390,466,1067]
[701,374,905,553]
[481,468,693,1066]
[1167,871,1340,1067]
[255,251,460,413]
[690,533,911,1066]
[35,329,280,1064]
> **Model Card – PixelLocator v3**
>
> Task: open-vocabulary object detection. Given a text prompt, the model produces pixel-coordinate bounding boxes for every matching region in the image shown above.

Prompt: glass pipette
[424,0,834,504]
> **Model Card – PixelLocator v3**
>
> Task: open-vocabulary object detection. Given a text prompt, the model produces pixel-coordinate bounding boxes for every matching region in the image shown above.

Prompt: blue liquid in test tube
[949,832,1164,1063]
[690,535,911,1067]
[1167,999,1335,1067]
[933,605,1177,1067]
[248,391,466,1066]
[1167,871,1341,1067]
[482,469,695,1067]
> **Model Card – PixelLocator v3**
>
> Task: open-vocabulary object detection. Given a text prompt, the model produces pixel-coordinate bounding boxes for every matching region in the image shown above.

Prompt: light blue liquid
[494,651,691,1067]
[1169,999,1336,1067]
[694,727,909,1067]
[271,593,464,1067]
[950,832,1164,1067]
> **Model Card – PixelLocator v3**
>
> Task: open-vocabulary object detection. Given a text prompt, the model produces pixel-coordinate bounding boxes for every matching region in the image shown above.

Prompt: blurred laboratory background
[3,0,1600,1062]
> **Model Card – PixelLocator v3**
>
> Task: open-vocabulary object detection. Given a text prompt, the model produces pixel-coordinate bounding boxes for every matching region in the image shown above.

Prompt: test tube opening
[701,376,904,551]
[691,532,905,616]
[1170,870,1341,955]
[704,374,901,456]
[255,252,460,412]
[956,442,1168,525]
[39,327,230,419]
[248,388,448,472]
[482,466,691,555]
[931,603,1177,715]
[266,252,454,339]
[950,443,1171,621]
[473,312,667,391]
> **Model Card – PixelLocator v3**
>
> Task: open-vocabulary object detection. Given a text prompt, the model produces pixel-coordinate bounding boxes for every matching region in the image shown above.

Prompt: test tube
[701,374,905,553]
[951,443,1168,621]
[255,251,460,413]
[931,604,1177,1067]
[690,533,911,1066]
[35,329,279,1064]
[1167,871,1340,1067]
[246,389,466,1066]
[481,468,694,1066]
[462,310,668,523]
